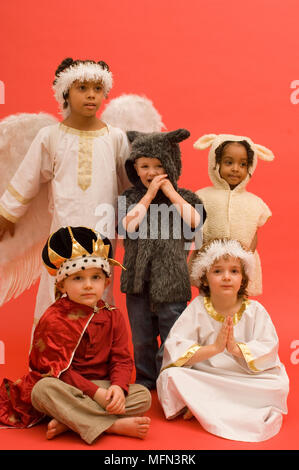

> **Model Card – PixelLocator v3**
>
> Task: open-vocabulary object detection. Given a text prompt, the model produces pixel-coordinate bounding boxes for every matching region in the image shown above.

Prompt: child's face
[219,143,248,189]
[67,80,105,118]
[58,267,110,308]
[134,157,166,187]
[206,256,243,299]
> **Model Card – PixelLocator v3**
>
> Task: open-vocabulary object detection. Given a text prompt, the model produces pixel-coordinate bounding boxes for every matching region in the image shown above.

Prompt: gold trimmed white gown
[157,295,289,442]
[0,123,130,326]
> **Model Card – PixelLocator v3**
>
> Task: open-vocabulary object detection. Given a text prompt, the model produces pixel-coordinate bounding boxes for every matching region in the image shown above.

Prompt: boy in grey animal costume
[119,128,206,389]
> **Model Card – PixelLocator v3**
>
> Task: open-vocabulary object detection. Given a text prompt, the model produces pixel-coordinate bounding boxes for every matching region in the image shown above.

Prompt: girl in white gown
[157,239,289,442]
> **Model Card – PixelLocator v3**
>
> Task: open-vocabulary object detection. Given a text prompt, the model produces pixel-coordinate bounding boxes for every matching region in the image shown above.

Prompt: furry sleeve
[178,188,207,224]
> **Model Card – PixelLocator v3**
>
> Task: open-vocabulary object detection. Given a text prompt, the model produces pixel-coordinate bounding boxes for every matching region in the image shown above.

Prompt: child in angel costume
[0,57,163,330]
[192,133,274,296]
[119,128,206,389]
[157,239,289,442]
[0,226,151,444]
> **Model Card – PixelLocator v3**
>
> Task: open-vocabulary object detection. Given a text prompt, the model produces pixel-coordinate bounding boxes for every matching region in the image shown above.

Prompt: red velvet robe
[0,297,132,428]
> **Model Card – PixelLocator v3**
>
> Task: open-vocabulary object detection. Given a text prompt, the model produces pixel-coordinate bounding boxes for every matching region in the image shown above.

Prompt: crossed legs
[31,378,151,444]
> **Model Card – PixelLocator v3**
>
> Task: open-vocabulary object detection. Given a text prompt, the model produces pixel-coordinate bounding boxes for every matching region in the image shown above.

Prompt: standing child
[0,57,130,326]
[0,226,151,444]
[192,133,274,295]
[157,238,289,442]
[119,129,206,390]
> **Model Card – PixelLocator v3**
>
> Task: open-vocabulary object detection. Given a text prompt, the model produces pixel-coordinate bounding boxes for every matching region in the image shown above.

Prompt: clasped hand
[147,174,174,200]
[214,316,242,357]
[94,384,126,415]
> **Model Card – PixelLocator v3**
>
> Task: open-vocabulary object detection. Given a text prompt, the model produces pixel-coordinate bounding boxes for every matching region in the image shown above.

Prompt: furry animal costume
[120,129,206,304]
[193,133,273,296]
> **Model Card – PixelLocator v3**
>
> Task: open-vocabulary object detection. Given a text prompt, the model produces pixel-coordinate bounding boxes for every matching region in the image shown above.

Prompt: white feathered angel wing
[0,112,58,305]
[101,94,165,132]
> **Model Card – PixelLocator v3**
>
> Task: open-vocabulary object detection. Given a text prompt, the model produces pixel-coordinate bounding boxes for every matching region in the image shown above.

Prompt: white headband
[190,239,255,288]
[53,62,113,118]
[56,255,111,284]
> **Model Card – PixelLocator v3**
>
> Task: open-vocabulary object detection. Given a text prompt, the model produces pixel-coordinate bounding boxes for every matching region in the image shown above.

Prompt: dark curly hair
[214,140,254,176]
[53,57,110,109]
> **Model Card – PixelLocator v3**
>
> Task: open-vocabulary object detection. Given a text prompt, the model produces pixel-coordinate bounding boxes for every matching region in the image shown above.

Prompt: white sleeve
[257,199,272,227]
[114,128,131,195]
[0,127,53,222]
[237,303,281,373]
[161,299,202,370]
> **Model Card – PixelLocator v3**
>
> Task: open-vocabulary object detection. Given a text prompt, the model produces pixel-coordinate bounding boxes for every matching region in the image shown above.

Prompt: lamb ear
[166,128,190,143]
[255,144,274,161]
[193,134,217,150]
[126,130,143,143]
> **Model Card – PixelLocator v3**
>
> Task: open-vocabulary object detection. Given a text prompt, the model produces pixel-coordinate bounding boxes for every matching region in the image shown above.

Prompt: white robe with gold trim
[0,123,130,325]
[157,295,289,442]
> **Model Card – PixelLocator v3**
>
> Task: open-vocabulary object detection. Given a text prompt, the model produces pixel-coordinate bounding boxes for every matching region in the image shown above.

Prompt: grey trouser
[127,288,186,389]
[31,378,151,444]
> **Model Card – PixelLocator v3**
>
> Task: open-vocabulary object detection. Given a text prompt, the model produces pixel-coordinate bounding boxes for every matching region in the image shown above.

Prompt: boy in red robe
[0,226,151,444]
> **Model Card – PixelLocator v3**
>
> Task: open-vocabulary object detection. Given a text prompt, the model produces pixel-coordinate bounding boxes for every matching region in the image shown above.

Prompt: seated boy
[0,226,151,444]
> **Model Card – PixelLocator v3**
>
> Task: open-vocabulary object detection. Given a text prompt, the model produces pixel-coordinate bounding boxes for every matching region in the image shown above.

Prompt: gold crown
[46,227,124,276]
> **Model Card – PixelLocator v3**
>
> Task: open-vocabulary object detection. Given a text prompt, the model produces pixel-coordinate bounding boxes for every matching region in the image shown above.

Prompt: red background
[0,0,298,451]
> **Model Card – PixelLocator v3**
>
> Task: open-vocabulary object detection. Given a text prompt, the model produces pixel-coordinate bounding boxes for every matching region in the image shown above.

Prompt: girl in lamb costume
[192,133,274,296]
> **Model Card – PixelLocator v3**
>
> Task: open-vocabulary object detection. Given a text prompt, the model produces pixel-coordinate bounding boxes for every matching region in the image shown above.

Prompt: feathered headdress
[190,239,255,288]
[53,61,113,118]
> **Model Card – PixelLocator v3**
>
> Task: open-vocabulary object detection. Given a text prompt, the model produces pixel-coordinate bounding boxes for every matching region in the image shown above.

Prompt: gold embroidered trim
[237,342,260,372]
[59,124,109,191]
[99,302,116,311]
[0,204,18,223]
[78,135,93,191]
[59,123,108,138]
[162,344,201,371]
[7,184,33,205]
[204,296,249,325]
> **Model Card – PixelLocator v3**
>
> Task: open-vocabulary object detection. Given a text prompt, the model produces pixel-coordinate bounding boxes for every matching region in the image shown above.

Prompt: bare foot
[46,418,69,439]
[183,408,194,420]
[106,416,151,439]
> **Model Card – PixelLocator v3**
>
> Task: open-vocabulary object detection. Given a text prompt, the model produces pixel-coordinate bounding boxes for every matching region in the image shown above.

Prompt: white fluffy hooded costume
[193,133,274,296]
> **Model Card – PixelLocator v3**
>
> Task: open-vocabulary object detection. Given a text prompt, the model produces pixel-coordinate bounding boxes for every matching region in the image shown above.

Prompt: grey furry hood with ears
[125,128,190,188]
[119,127,207,304]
